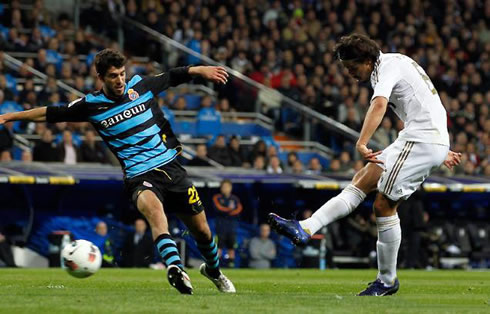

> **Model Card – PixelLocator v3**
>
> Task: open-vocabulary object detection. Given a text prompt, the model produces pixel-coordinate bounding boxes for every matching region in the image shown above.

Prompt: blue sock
[196,237,220,278]
[155,234,184,270]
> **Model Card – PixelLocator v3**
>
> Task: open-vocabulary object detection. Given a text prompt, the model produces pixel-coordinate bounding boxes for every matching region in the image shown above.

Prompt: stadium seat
[196,107,222,136]
[182,94,202,110]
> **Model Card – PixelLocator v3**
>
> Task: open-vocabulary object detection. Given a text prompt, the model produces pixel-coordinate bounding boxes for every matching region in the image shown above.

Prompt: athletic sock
[299,184,366,235]
[196,237,220,278]
[154,234,184,270]
[376,214,402,286]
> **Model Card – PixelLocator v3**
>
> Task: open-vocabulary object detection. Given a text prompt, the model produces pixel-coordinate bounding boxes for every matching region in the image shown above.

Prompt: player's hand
[443,150,462,170]
[356,143,383,164]
[0,113,10,125]
[195,66,229,84]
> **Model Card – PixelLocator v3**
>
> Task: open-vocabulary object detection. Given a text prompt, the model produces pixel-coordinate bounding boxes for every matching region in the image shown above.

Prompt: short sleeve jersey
[370,52,449,146]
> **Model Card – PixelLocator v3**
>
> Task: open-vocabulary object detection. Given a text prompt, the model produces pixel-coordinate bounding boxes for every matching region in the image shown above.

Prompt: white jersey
[370,52,450,146]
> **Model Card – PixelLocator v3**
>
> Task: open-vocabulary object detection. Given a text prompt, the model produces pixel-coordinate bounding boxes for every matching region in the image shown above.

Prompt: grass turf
[0,268,489,313]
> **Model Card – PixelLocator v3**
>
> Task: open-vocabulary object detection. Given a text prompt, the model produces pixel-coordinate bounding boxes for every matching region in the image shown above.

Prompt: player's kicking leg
[268,163,381,245]
[358,193,401,296]
[136,190,193,295]
[178,211,236,293]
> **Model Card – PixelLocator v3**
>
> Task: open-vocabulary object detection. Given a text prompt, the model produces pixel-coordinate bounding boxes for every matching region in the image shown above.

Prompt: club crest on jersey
[128,88,139,101]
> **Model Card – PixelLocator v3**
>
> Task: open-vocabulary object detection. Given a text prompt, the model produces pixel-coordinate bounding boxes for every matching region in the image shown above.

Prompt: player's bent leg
[136,190,193,294]
[178,212,236,293]
[359,193,402,296]
[269,163,381,246]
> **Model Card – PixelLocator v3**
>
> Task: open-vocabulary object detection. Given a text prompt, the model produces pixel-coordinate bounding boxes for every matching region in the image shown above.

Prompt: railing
[3,52,85,98]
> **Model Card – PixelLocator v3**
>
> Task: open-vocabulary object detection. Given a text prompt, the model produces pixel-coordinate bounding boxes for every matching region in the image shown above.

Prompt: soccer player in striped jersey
[268,34,462,296]
[0,49,235,295]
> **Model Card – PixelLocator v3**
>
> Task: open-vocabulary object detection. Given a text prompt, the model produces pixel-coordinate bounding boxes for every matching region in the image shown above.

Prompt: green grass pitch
[0,268,489,313]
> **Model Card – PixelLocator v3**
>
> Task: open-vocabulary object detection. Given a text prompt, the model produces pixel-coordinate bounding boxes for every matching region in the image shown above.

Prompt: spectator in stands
[339,151,353,172]
[213,179,243,267]
[172,96,187,111]
[266,145,278,160]
[249,224,276,269]
[292,159,304,174]
[266,155,283,174]
[253,155,266,171]
[249,140,267,164]
[187,144,212,167]
[19,78,35,105]
[39,77,59,103]
[217,98,236,120]
[33,128,60,162]
[35,49,49,73]
[21,150,33,163]
[284,152,299,173]
[95,221,115,267]
[228,135,247,167]
[328,159,341,173]
[58,130,80,165]
[0,150,12,162]
[208,135,231,166]
[306,157,323,175]
[122,219,154,268]
[80,129,107,163]
[0,231,16,267]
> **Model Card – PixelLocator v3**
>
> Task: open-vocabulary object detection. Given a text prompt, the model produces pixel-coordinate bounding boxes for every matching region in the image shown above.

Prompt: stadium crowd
[0,0,488,178]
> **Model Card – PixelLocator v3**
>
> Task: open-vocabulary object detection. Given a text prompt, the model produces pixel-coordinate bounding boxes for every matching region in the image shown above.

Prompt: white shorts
[376,140,449,201]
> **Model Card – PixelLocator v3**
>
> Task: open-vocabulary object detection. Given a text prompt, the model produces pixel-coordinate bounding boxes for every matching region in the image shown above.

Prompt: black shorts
[124,160,204,215]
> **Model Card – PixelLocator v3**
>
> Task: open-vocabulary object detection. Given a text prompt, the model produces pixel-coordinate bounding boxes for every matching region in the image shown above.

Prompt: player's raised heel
[199,263,236,293]
[267,213,311,246]
[167,265,193,295]
[357,278,399,296]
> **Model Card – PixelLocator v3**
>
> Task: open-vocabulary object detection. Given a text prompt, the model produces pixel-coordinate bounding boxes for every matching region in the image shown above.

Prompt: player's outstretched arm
[0,107,47,125]
[189,66,229,84]
[443,150,462,170]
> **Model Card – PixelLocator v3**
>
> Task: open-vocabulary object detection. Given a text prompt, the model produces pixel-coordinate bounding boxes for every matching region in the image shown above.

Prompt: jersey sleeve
[371,60,400,102]
[46,97,88,123]
[143,66,193,94]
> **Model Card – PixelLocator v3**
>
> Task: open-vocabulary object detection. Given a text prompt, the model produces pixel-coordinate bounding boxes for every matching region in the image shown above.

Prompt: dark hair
[94,49,126,77]
[220,179,232,188]
[333,33,380,64]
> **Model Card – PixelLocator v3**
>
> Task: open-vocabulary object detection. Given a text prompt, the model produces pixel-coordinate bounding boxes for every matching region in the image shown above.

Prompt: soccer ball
[61,239,102,278]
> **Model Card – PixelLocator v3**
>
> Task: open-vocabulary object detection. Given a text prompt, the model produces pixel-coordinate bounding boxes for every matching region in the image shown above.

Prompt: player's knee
[373,194,397,217]
[352,163,382,194]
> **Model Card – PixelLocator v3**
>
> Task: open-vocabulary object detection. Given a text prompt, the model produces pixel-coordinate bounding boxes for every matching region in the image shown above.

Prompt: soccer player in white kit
[269,34,462,296]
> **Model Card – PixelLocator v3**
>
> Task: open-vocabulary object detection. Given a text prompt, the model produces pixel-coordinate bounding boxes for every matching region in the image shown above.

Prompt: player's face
[341,60,373,82]
[102,66,126,97]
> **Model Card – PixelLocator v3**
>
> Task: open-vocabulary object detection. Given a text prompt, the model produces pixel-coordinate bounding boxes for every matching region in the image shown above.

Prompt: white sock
[376,214,401,286]
[299,184,366,235]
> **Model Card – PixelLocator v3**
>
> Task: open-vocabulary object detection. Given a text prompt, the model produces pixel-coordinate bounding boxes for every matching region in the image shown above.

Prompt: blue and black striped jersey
[46,66,192,178]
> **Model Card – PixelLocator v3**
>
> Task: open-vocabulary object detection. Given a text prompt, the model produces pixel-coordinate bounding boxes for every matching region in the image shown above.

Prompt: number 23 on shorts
[188,186,202,205]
